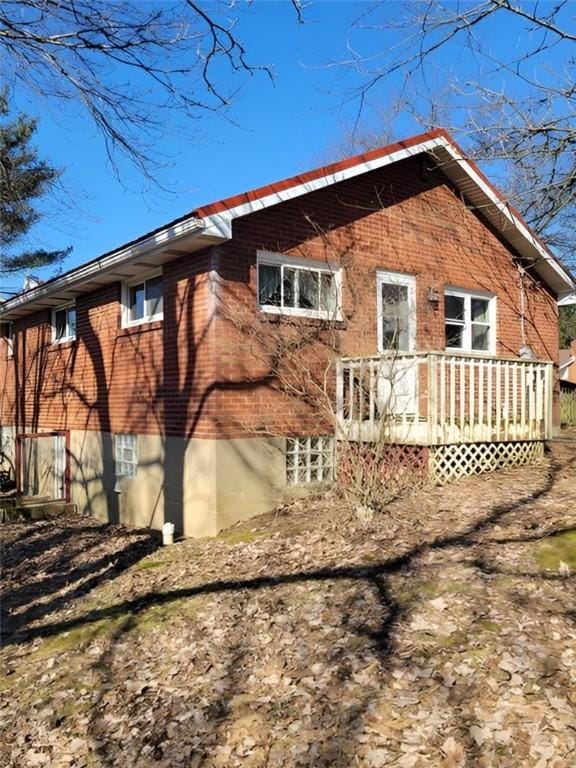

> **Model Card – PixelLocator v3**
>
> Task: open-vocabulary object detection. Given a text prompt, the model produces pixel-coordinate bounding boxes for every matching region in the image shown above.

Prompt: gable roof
[1,128,574,320]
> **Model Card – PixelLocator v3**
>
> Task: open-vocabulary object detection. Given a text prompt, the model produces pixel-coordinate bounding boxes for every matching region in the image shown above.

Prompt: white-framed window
[122,272,163,327]
[0,426,13,459]
[444,287,496,353]
[114,434,138,478]
[257,251,342,320]
[0,323,13,358]
[52,304,76,343]
[376,271,416,352]
[286,436,334,485]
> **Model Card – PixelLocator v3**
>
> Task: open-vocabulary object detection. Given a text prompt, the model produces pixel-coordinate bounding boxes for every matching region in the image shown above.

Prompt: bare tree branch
[0,1,290,177]
[339,0,576,267]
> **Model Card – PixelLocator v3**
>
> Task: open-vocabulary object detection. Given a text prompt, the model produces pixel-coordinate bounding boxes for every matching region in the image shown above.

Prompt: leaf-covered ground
[1,437,575,768]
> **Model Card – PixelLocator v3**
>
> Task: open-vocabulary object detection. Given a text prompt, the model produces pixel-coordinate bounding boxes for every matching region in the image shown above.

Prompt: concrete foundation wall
[67,429,288,537]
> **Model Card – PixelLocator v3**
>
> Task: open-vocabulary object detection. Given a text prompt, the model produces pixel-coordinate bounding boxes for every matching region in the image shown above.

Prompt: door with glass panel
[376,271,417,417]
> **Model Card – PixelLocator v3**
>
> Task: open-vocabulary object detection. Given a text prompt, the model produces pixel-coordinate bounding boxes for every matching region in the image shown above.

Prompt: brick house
[0,129,573,536]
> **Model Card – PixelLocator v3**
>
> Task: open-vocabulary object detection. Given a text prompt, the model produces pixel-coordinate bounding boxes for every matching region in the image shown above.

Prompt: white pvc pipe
[162,522,175,546]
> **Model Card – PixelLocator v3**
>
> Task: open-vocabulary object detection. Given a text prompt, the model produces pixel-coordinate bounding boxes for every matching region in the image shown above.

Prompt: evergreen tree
[0,92,70,276]
[560,306,576,348]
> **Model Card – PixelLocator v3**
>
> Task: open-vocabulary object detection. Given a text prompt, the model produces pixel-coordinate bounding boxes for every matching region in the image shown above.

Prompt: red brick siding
[0,252,219,439]
[0,155,560,441]
[212,156,559,438]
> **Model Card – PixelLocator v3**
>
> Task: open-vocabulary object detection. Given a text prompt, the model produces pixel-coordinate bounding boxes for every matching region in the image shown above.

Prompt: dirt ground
[1,437,575,768]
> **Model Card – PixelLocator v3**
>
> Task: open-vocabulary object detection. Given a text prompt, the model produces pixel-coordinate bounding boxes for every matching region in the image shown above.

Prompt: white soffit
[0,217,209,319]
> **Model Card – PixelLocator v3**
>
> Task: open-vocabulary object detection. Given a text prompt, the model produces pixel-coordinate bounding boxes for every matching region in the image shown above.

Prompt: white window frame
[376,270,416,353]
[444,286,496,354]
[121,271,164,328]
[286,436,334,485]
[51,303,77,344]
[257,251,343,320]
[0,323,13,358]
[0,426,13,459]
[114,433,138,478]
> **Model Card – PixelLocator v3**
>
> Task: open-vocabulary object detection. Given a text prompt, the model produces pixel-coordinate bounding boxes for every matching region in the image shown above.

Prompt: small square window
[114,434,137,478]
[445,289,495,353]
[52,305,76,343]
[286,436,334,485]
[123,273,163,327]
[0,323,13,357]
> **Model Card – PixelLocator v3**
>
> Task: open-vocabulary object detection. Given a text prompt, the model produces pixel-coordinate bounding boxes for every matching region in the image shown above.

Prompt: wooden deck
[336,352,553,445]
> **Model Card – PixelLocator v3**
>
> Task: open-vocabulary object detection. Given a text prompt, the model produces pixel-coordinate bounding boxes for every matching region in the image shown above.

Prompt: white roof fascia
[4,132,574,318]
[207,137,448,224]
[558,291,576,306]
[201,134,575,298]
[431,142,576,297]
[0,216,208,318]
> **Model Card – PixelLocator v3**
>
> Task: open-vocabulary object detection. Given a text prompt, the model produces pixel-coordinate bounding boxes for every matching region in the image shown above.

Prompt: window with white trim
[114,434,137,478]
[257,252,341,319]
[0,323,13,358]
[444,288,495,353]
[286,436,334,485]
[122,273,163,327]
[52,304,76,343]
[0,426,13,459]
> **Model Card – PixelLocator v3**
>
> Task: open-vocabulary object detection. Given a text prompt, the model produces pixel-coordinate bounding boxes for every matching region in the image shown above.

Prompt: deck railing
[336,352,554,445]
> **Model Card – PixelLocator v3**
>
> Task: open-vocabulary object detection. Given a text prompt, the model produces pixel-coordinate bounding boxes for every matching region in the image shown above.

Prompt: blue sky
[6,1,567,291]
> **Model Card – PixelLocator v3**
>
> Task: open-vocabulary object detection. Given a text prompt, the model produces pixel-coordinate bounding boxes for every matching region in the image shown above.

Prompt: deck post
[546,362,554,440]
[335,359,344,438]
[427,354,438,445]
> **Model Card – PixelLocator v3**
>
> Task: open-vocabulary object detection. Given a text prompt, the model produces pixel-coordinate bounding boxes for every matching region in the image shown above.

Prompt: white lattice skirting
[431,441,545,485]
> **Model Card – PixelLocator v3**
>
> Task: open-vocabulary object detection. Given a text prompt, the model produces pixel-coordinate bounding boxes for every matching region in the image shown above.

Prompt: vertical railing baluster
[336,359,344,438]
[478,360,484,439]
[440,355,446,443]
[459,358,466,441]
[528,363,535,438]
[546,362,554,440]
[512,364,518,439]
[469,358,475,440]
[536,366,543,437]
[487,359,493,438]
[495,361,501,441]
[369,359,375,431]
[428,354,438,445]
[348,364,354,425]
[358,360,364,432]
[503,361,510,441]
[520,363,526,438]
[449,357,456,440]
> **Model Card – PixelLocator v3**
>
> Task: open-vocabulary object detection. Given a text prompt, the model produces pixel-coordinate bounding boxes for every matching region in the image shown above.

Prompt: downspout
[517,264,536,359]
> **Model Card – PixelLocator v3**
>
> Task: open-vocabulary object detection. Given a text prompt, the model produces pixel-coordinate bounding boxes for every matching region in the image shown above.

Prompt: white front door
[376,271,417,416]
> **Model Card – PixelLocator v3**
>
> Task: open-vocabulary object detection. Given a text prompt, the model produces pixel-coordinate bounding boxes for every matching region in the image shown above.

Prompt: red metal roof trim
[193,128,451,218]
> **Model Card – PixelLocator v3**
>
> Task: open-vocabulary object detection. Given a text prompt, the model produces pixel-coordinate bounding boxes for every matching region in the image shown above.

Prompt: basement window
[257,251,341,320]
[114,434,138,478]
[286,436,334,485]
[52,304,76,343]
[445,288,496,353]
[122,273,163,327]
